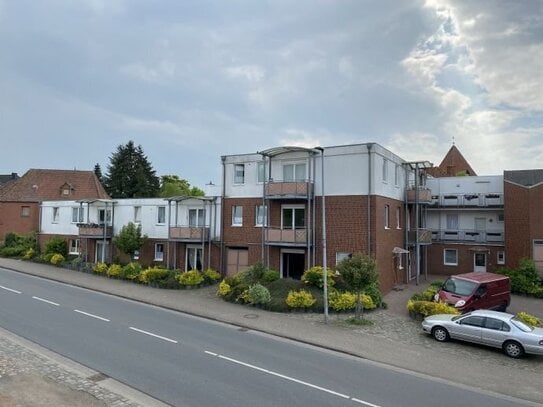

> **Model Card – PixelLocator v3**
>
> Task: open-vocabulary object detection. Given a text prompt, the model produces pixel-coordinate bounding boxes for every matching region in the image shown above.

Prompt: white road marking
[74,309,110,322]
[205,351,383,406]
[128,327,178,344]
[0,285,21,294]
[32,296,60,306]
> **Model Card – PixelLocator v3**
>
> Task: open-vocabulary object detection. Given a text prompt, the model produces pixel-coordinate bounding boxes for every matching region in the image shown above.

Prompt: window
[21,206,30,217]
[232,206,243,226]
[283,163,306,182]
[394,165,400,186]
[396,207,401,229]
[52,207,60,223]
[134,206,141,223]
[189,208,205,227]
[62,188,70,195]
[444,249,458,266]
[69,239,81,255]
[460,316,485,327]
[336,252,351,265]
[234,164,245,184]
[186,246,203,271]
[382,158,388,182]
[157,206,166,224]
[484,318,510,332]
[154,243,164,261]
[257,162,266,183]
[384,205,390,229]
[498,213,504,223]
[497,251,505,265]
[282,207,305,229]
[72,207,84,223]
[99,208,112,225]
[255,205,267,226]
[446,214,459,230]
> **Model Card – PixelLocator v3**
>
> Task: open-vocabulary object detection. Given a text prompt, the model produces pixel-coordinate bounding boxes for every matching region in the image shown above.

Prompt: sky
[1,0,542,188]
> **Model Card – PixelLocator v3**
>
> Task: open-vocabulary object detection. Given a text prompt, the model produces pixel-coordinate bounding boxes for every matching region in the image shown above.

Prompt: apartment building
[220,143,409,293]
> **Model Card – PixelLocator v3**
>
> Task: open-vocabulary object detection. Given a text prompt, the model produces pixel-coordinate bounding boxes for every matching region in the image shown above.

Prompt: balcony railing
[430,229,504,243]
[169,226,209,241]
[264,181,314,199]
[265,227,310,246]
[406,188,432,204]
[407,229,433,245]
[429,193,503,208]
[78,223,113,238]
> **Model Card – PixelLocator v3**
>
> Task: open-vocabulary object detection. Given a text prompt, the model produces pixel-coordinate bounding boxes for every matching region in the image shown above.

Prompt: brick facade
[427,243,505,276]
[0,202,40,242]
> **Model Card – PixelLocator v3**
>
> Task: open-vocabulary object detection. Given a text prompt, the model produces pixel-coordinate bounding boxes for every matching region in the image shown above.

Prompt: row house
[220,143,410,294]
[39,196,222,271]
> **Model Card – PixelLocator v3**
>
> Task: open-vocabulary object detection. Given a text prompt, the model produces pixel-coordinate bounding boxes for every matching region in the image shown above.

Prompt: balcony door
[283,163,306,182]
[282,207,305,230]
[188,208,205,227]
[474,218,486,243]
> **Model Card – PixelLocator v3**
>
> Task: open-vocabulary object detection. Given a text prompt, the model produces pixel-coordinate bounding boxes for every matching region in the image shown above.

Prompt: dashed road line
[32,296,60,306]
[74,309,110,322]
[128,327,178,344]
[0,285,21,294]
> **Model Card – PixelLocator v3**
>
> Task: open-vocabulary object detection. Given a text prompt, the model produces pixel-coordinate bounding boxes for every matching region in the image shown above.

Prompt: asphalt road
[0,268,535,407]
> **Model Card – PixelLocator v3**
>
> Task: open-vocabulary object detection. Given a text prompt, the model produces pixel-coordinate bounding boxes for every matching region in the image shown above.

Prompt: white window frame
[232,206,243,226]
[154,243,165,262]
[281,205,305,229]
[98,208,112,225]
[52,207,60,223]
[283,163,306,182]
[69,239,81,255]
[382,158,388,183]
[497,251,505,265]
[396,207,401,229]
[446,214,459,230]
[234,164,245,185]
[189,208,206,227]
[335,252,351,265]
[72,207,84,223]
[157,206,166,225]
[257,162,266,183]
[134,206,141,224]
[444,249,458,266]
[255,205,267,226]
[384,205,390,229]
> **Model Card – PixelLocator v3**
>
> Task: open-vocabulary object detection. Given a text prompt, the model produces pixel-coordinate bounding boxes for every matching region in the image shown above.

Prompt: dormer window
[59,182,74,196]
[62,188,70,195]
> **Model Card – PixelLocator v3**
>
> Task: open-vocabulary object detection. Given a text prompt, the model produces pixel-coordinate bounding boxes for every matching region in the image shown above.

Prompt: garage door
[534,240,543,276]
[226,248,249,276]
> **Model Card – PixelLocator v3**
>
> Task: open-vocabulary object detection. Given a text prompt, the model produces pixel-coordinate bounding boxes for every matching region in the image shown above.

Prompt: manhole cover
[243,314,259,319]
[87,373,109,383]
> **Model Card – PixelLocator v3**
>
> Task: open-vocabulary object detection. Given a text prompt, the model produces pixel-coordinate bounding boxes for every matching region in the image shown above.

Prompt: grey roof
[504,169,543,187]
[258,146,321,157]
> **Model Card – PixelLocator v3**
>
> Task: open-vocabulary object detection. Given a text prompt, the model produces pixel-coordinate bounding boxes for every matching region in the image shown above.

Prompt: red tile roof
[426,145,477,177]
[0,169,110,202]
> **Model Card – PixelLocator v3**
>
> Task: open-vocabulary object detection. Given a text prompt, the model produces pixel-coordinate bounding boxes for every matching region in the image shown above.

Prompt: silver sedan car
[422,309,543,358]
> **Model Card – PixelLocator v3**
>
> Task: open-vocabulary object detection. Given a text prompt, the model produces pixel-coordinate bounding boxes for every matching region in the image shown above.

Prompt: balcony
[407,229,433,245]
[169,226,209,241]
[428,193,503,208]
[265,227,310,246]
[264,181,314,199]
[406,188,432,204]
[78,223,113,238]
[430,229,504,243]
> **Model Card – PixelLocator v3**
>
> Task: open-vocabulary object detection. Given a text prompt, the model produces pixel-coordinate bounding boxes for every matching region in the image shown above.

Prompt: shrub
[0,246,28,257]
[157,271,181,289]
[430,280,445,288]
[121,262,142,280]
[177,270,204,286]
[301,266,335,288]
[286,289,316,309]
[261,278,305,312]
[364,283,383,307]
[22,248,35,260]
[202,268,221,285]
[240,283,271,305]
[329,291,356,312]
[407,300,459,317]
[497,259,542,296]
[236,262,267,285]
[410,286,438,302]
[50,253,65,265]
[94,262,108,274]
[217,280,232,297]
[45,238,67,257]
[516,312,542,327]
[107,264,122,278]
[262,269,280,282]
[361,294,376,310]
[140,267,170,284]
[4,232,19,248]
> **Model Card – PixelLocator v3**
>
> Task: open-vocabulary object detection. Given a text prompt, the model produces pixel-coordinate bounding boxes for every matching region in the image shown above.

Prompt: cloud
[119,60,176,84]
[225,64,265,82]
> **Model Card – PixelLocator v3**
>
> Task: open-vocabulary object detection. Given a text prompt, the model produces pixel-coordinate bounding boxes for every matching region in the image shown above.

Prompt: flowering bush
[203,268,221,284]
[94,262,108,274]
[285,289,316,309]
[107,264,122,278]
[329,291,356,311]
[217,280,231,297]
[516,312,542,327]
[139,267,169,283]
[178,270,204,286]
[121,262,142,280]
[50,253,65,265]
[301,266,335,288]
[240,283,271,305]
[407,300,459,317]
[23,248,35,260]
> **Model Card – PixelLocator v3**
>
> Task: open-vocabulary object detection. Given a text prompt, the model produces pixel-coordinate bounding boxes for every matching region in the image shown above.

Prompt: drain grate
[87,373,109,383]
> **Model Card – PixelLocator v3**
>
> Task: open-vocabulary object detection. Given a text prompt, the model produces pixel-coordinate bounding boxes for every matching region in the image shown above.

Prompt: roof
[258,146,321,157]
[0,169,110,202]
[451,272,509,283]
[0,173,19,186]
[426,145,477,177]
[504,169,543,187]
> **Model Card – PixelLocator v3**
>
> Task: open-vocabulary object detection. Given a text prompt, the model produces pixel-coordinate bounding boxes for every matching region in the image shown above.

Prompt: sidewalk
[0,258,542,405]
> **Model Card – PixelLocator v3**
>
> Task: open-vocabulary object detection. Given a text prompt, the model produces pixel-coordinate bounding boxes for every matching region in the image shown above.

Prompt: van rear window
[442,278,477,296]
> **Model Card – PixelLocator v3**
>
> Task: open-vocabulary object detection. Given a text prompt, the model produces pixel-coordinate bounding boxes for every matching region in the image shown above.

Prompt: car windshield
[442,277,477,296]
[452,312,471,321]
[511,317,534,332]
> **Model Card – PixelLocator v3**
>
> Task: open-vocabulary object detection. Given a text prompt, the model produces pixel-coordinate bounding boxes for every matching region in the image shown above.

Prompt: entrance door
[474,218,486,243]
[282,252,305,280]
[474,252,487,272]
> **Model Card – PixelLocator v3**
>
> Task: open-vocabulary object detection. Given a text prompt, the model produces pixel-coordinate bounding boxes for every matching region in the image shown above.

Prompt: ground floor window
[69,239,81,255]
[186,246,203,271]
[154,243,165,262]
[497,251,505,265]
[444,249,458,266]
[335,252,351,265]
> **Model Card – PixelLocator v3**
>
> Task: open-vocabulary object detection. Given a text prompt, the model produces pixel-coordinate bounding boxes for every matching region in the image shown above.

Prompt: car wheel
[432,326,450,342]
[503,341,524,358]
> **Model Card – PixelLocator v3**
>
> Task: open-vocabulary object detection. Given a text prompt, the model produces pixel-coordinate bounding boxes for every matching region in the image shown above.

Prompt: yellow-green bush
[177,270,204,286]
[407,300,459,317]
[23,248,35,260]
[139,267,169,283]
[217,280,231,297]
[121,262,142,280]
[301,266,335,288]
[285,289,316,309]
[107,264,122,278]
[94,262,108,274]
[50,253,65,265]
[329,291,356,311]
[240,283,271,305]
[203,268,221,284]
[361,294,376,310]
[516,311,542,327]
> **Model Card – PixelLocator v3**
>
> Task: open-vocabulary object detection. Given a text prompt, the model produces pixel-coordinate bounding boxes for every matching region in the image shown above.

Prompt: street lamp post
[317,147,329,323]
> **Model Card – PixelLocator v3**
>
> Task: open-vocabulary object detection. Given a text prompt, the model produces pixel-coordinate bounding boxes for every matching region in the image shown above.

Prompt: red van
[435,272,511,313]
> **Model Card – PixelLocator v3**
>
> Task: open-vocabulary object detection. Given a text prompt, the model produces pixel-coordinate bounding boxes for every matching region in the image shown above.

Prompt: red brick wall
[427,243,505,276]
[505,182,532,268]
[0,202,40,242]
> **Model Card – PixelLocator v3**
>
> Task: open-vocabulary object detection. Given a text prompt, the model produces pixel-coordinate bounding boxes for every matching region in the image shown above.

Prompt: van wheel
[503,341,524,358]
[432,326,450,342]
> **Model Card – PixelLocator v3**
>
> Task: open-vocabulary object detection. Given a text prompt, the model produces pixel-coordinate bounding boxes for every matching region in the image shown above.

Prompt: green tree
[335,254,378,320]
[94,163,103,183]
[159,175,205,197]
[104,141,160,198]
[113,222,147,260]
